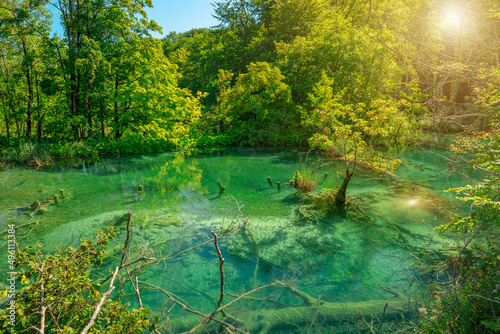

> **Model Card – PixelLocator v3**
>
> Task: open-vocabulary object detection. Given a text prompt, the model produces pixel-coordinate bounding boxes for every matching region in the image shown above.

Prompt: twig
[120,208,132,266]
[80,266,120,334]
[212,230,225,309]
[361,314,376,334]
[135,275,143,309]
[141,282,247,334]
[274,281,323,306]
[183,230,227,334]
[0,220,38,235]
[225,292,289,308]
[82,209,135,333]
[470,294,500,305]
[120,256,156,269]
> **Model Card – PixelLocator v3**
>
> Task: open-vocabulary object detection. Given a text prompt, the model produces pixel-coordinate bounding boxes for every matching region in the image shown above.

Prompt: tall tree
[0,0,51,140]
[51,0,162,139]
[307,73,416,206]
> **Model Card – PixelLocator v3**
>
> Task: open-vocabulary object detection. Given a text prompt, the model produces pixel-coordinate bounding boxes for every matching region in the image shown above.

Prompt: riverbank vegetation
[1,0,497,157]
[1,0,499,333]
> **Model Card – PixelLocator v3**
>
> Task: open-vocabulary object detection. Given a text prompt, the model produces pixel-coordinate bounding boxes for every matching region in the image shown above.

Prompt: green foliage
[275,12,395,107]
[268,0,329,44]
[306,73,414,173]
[195,133,238,148]
[51,134,176,158]
[0,228,153,333]
[415,240,500,334]
[437,132,499,233]
[218,61,303,146]
[422,132,500,334]
[213,0,272,40]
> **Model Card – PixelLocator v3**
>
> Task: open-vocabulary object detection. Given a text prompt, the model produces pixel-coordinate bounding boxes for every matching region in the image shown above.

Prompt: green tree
[275,11,396,108]
[307,73,415,206]
[213,0,273,43]
[0,0,51,140]
[107,35,201,144]
[217,61,301,145]
[51,0,162,140]
[268,0,328,44]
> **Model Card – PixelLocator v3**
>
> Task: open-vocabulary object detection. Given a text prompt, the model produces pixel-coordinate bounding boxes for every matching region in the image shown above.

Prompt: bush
[195,133,238,148]
[0,228,153,333]
[415,253,500,333]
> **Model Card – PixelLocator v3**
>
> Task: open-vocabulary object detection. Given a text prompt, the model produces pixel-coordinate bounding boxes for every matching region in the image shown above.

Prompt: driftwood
[246,283,412,334]
[162,283,412,334]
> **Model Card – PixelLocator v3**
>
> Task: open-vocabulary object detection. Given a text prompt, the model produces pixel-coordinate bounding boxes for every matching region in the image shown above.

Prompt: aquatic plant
[288,151,320,194]
[289,168,317,193]
[5,141,53,166]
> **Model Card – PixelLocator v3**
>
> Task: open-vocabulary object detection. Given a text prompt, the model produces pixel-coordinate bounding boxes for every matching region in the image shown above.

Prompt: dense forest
[0,0,499,333]
[0,0,496,154]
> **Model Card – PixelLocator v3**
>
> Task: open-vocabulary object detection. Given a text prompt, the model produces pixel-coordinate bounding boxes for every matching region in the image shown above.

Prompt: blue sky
[145,0,219,36]
[49,0,220,38]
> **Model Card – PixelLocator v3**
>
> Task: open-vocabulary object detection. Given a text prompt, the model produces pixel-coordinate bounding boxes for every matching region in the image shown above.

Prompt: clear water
[0,147,462,333]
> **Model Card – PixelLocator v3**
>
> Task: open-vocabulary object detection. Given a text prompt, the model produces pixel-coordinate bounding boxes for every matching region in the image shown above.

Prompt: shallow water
[0,147,462,333]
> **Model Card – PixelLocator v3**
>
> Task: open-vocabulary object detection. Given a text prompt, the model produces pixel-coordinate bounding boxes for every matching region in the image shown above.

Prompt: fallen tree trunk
[247,284,412,333]
[164,283,413,334]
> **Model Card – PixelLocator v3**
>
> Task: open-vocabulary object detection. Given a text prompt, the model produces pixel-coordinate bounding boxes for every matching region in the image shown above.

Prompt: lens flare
[407,199,418,206]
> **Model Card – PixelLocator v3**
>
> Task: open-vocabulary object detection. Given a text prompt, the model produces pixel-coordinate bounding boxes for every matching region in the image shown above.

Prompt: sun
[444,8,462,29]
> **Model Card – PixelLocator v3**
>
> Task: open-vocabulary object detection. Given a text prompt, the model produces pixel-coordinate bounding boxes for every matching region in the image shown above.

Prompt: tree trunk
[101,120,105,137]
[335,169,354,206]
[14,115,21,140]
[35,67,42,141]
[100,103,106,137]
[1,95,9,139]
[87,115,93,138]
[250,285,412,334]
[37,117,43,141]
[21,38,33,141]
[114,76,121,139]
[0,55,14,140]
[165,284,412,334]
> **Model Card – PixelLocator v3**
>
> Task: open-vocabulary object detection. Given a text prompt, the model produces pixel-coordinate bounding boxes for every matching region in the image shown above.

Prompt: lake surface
[0,147,461,333]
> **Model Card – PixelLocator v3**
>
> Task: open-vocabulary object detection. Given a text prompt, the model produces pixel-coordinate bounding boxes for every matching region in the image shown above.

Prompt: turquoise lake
[0,147,462,333]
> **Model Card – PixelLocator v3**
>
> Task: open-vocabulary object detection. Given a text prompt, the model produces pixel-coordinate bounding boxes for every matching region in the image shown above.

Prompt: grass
[289,153,318,193]
[6,141,53,167]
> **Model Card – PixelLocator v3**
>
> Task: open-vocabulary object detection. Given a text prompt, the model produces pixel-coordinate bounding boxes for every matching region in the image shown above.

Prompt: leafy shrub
[195,133,238,148]
[0,228,153,333]
[415,243,500,334]
[52,140,96,158]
